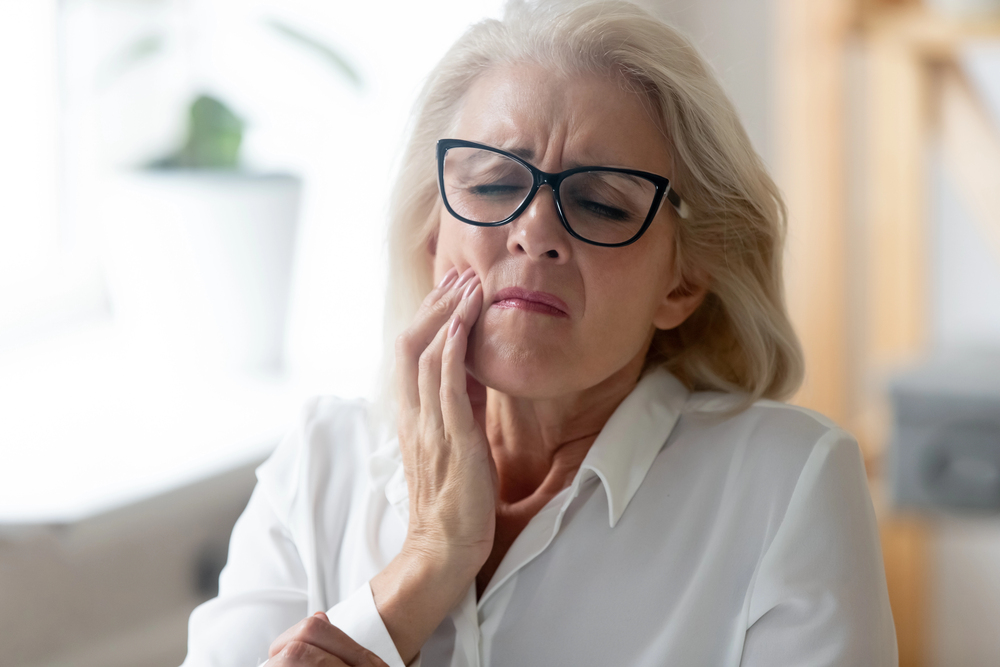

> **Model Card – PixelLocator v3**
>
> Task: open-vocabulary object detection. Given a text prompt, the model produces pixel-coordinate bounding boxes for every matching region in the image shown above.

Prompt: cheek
[584,282,654,354]
[581,250,671,339]
[431,216,465,276]
[434,215,505,274]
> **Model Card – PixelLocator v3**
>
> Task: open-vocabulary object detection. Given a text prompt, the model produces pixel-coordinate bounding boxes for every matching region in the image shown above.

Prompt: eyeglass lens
[442,146,657,245]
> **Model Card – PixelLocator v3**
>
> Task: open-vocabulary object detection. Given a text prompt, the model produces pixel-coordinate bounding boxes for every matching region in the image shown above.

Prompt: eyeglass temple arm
[665,184,690,219]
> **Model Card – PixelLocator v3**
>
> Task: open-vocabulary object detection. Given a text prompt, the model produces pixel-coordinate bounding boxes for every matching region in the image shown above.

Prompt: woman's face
[432,63,705,399]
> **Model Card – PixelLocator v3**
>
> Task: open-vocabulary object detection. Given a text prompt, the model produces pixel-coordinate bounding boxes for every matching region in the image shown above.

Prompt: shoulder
[678,389,856,461]
[254,396,392,521]
[662,390,863,514]
[280,394,386,465]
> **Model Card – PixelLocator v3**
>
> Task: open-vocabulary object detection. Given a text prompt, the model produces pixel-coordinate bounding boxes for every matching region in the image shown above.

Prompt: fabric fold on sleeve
[741,428,898,666]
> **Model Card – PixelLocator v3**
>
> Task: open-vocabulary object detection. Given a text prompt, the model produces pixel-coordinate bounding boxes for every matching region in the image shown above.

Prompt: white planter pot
[99,171,301,374]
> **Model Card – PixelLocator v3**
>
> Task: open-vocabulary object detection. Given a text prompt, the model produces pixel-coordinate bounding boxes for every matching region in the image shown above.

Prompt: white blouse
[182,368,898,667]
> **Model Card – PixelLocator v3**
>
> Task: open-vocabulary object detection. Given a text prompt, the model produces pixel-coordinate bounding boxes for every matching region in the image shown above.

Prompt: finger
[268,640,349,666]
[268,616,341,658]
[394,267,462,411]
[269,616,372,665]
[440,283,483,436]
[403,271,477,417]
[414,267,474,340]
[395,267,456,410]
[415,309,451,434]
[418,276,481,418]
[270,618,299,657]
[396,267,475,412]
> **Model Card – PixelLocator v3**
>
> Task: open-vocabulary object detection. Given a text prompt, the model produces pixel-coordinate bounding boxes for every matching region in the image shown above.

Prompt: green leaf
[148,94,244,170]
[98,33,166,88]
[263,17,363,89]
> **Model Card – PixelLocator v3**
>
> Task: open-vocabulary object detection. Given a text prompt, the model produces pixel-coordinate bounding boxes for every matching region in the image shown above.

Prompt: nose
[505,185,572,262]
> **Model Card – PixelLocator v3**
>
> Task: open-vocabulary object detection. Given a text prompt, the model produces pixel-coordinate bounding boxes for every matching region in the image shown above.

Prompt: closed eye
[575,198,631,221]
[469,183,525,196]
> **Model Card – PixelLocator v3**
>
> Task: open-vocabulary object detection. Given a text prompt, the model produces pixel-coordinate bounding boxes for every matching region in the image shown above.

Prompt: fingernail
[455,267,475,289]
[437,267,458,289]
[462,279,480,300]
[449,315,462,338]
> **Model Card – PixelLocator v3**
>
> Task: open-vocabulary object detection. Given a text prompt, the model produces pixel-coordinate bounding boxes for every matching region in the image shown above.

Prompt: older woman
[182,1,897,666]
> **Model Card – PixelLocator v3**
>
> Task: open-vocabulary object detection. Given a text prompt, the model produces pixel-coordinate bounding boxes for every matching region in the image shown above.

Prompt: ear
[426,230,438,257]
[652,269,709,331]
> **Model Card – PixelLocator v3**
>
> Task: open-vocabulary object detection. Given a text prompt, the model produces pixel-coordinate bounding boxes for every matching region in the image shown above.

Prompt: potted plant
[97,16,360,375]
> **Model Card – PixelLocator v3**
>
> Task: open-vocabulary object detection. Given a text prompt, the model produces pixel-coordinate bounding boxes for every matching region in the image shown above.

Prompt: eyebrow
[490,141,625,170]
[504,145,535,161]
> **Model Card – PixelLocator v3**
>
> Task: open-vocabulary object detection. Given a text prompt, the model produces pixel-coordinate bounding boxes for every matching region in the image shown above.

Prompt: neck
[484,354,646,505]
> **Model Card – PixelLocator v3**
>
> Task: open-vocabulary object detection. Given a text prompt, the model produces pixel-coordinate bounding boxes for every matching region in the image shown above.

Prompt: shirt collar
[368,367,690,528]
[574,366,689,527]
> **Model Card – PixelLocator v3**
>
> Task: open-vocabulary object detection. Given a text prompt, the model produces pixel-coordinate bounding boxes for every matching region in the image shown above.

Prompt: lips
[491,287,569,317]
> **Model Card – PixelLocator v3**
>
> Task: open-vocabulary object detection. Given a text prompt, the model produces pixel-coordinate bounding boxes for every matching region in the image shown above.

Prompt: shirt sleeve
[182,482,409,667]
[325,583,413,667]
[181,481,311,667]
[181,398,411,667]
[740,429,899,667]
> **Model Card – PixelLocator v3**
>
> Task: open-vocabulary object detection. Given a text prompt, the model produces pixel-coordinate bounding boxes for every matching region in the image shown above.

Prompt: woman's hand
[370,266,494,664]
[397,266,495,568]
[268,612,389,667]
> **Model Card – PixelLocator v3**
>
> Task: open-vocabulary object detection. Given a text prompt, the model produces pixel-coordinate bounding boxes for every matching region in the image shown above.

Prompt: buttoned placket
[373,368,689,667]
[383,457,603,667]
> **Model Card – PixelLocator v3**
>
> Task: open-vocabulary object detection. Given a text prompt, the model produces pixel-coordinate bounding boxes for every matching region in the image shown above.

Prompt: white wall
[638,0,776,165]
[933,47,1000,349]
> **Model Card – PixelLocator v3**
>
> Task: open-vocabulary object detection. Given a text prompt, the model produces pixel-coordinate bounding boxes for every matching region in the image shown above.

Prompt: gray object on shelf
[888,349,1000,512]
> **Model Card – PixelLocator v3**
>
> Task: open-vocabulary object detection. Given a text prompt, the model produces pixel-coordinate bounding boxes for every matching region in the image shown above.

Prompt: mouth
[491,287,570,318]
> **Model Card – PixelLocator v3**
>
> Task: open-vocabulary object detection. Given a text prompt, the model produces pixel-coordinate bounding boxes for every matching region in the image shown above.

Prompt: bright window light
[0,0,59,281]
[0,0,506,523]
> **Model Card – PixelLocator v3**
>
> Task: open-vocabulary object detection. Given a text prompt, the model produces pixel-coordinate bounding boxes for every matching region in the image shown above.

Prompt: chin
[467,338,576,399]
[467,312,580,394]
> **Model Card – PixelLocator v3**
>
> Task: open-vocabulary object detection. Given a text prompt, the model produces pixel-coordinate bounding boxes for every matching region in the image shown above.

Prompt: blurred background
[1,0,998,665]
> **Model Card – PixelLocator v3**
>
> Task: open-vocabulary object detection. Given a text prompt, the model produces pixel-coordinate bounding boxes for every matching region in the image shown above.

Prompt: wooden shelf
[862,6,1000,59]
[776,2,1000,664]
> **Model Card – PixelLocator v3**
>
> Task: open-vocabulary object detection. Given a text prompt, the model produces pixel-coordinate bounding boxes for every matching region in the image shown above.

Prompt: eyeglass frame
[436,138,686,248]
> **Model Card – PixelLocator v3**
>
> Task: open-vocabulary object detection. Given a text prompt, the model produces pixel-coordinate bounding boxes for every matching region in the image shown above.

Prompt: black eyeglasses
[436,138,685,248]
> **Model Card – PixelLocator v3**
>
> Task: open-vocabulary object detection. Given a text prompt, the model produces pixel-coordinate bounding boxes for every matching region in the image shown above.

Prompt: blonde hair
[379,0,803,415]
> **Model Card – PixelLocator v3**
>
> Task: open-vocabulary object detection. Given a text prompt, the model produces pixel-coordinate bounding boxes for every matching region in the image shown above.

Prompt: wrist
[400,535,489,581]
[371,547,477,665]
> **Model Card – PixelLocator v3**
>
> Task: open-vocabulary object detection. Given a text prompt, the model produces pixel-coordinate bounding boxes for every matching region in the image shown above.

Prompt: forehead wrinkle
[455,65,566,161]
[480,136,536,162]
[453,63,671,174]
